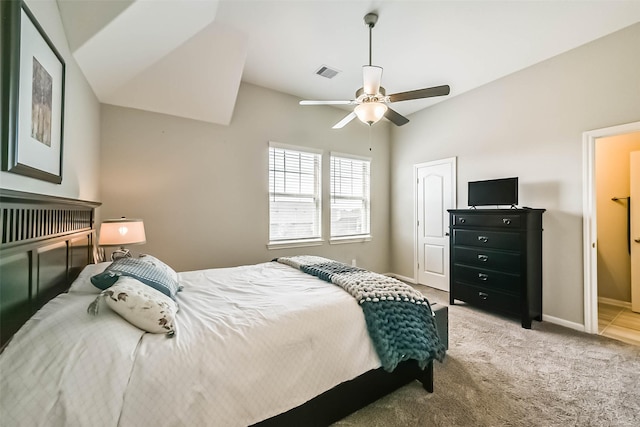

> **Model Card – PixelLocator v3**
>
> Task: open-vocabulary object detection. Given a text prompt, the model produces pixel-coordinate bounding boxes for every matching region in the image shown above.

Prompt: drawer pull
[502,218,512,225]
[477,236,489,243]
[478,273,488,281]
[478,291,489,300]
[477,254,489,262]
[459,218,466,224]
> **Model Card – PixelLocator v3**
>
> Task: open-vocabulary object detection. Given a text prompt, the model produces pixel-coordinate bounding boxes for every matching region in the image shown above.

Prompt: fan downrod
[364,12,378,66]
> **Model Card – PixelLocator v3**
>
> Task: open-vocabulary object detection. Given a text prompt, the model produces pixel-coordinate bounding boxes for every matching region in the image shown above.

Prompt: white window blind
[330,154,371,238]
[269,144,321,243]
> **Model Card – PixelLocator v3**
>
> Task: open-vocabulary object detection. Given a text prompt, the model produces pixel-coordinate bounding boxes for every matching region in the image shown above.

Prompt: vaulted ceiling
[56,0,640,126]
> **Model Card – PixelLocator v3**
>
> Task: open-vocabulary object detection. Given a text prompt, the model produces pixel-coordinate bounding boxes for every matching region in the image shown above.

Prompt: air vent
[315,65,340,79]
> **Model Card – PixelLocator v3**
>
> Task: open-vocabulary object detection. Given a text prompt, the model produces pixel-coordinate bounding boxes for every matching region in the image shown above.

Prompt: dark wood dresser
[448,208,545,328]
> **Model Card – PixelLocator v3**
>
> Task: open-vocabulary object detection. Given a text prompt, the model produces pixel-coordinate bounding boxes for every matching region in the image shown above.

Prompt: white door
[415,158,456,291]
[631,151,640,313]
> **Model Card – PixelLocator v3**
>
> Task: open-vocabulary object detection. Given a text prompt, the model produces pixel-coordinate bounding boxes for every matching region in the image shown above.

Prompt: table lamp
[99,218,146,261]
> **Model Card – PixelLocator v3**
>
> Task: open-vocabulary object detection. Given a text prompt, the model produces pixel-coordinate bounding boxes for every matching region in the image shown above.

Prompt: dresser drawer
[452,282,520,315]
[452,246,521,273]
[452,213,521,228]
[452,229,521,251]
[448,209,545,329]
[453,264,521,293]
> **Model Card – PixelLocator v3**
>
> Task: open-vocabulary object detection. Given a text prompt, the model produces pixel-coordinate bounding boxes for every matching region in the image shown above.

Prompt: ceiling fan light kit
[300,12,451,129]
[362,65,383,95]
[355,102,388,125]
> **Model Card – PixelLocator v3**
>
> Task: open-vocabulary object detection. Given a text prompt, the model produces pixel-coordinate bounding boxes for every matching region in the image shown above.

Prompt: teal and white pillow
[91,257,180,300]
[138,254,179,284]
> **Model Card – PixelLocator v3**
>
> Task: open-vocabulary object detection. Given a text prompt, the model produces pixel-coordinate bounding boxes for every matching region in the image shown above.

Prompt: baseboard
[386,273,416,284]
[597,296,632,309]
[542,314,585,332]
[387,274,589,333]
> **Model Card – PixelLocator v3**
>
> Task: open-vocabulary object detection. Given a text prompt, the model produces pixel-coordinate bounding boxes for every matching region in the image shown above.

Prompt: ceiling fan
[300,12,450,129]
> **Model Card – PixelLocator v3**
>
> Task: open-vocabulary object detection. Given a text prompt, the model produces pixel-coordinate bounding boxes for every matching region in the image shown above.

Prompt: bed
[0,189,448,426]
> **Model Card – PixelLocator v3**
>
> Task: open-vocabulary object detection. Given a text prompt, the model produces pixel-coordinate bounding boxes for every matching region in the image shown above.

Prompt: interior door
[631,151,640,313]
[416,158,456,291]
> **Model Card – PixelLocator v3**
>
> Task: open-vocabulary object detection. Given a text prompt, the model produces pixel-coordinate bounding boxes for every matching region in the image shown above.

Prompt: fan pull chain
[369,125,372,151]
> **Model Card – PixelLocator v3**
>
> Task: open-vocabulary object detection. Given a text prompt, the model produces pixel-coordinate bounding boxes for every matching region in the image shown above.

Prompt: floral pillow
[88,276,177,337]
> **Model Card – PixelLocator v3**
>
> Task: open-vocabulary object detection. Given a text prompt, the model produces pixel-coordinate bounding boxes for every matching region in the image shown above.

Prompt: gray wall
[100,83,392,273]
[390,23,640,326]
[0,0,101,202]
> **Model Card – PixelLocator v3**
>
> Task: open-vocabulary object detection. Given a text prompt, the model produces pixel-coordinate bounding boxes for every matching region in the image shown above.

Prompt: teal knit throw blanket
[276,256,446,371]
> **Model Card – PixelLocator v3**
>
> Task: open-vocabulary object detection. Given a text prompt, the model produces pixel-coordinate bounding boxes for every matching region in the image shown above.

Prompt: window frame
[267,142,323,249]
[329,152,372,244]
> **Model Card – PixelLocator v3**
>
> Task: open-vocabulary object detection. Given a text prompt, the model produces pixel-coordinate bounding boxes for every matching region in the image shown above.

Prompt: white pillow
[92,276,178,336]
[68,262,111,294]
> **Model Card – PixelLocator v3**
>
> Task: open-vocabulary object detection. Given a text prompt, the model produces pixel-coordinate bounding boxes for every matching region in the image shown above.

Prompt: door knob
[635,238,640,243]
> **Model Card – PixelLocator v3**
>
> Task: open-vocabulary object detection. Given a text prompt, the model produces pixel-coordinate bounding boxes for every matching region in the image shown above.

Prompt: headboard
[0,189,101,347]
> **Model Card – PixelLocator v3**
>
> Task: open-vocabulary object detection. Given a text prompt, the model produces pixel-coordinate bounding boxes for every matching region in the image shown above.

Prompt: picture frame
[1,0,65,184]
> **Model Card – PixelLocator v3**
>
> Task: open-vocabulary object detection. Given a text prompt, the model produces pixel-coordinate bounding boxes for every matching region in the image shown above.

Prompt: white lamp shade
[354,102,388,125]
[99,218,146,246]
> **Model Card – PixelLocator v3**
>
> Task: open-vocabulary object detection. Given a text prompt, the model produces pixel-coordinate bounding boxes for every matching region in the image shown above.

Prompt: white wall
[0,0,101,202]
[390,23,640,326]
[100,82,392,273]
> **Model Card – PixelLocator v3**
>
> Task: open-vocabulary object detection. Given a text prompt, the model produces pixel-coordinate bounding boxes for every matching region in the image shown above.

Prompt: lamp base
[93,246,106,263]
[111,247,132,261]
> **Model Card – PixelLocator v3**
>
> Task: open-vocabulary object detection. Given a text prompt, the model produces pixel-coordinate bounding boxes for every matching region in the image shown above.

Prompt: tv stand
[448,208,545,328]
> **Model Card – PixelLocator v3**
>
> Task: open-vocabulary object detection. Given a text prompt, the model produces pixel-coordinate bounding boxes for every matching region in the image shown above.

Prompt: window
[268,143,322,244]
[330,154,371,240]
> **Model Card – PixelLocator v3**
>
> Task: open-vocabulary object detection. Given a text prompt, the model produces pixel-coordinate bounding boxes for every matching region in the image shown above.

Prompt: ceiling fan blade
[388,85,450,103]
[332,112,357,129]
[384,107,409,126]
[300,100,354,105]
[363,66,383,95]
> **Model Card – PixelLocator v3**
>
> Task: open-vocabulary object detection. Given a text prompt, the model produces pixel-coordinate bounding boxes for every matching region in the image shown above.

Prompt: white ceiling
[56,0,640,126]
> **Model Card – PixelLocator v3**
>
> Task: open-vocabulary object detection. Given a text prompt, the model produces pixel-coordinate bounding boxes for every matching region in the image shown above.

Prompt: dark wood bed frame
[0,189,446,426]
[0,189,100,347]
[257,302,448,427]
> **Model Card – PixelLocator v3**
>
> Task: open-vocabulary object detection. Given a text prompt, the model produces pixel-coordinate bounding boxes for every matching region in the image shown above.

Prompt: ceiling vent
[315,65,340,79]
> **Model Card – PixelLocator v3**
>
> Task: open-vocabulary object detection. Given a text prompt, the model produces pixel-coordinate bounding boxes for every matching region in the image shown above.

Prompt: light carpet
[333,287,640,427]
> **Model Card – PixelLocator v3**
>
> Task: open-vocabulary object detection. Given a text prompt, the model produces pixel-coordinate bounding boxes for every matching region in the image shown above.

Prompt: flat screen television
[468,177,518,207]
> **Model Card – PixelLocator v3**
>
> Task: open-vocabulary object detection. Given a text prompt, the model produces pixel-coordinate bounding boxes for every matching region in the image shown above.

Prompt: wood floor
[598,302,640,346]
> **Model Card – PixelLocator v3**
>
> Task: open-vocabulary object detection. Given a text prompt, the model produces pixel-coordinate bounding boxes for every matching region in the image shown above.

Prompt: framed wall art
[1,0,65,183]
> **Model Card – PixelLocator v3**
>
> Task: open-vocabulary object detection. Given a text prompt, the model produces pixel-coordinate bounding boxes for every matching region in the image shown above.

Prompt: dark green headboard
[0,189,101,347]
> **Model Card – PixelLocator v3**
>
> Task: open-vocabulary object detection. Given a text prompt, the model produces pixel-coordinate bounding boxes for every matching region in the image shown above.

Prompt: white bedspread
[0,261,380,426]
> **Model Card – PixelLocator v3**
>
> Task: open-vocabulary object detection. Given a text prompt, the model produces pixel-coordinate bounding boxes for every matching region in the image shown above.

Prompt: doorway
[414,157,456,291]
[583,121,640,345]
